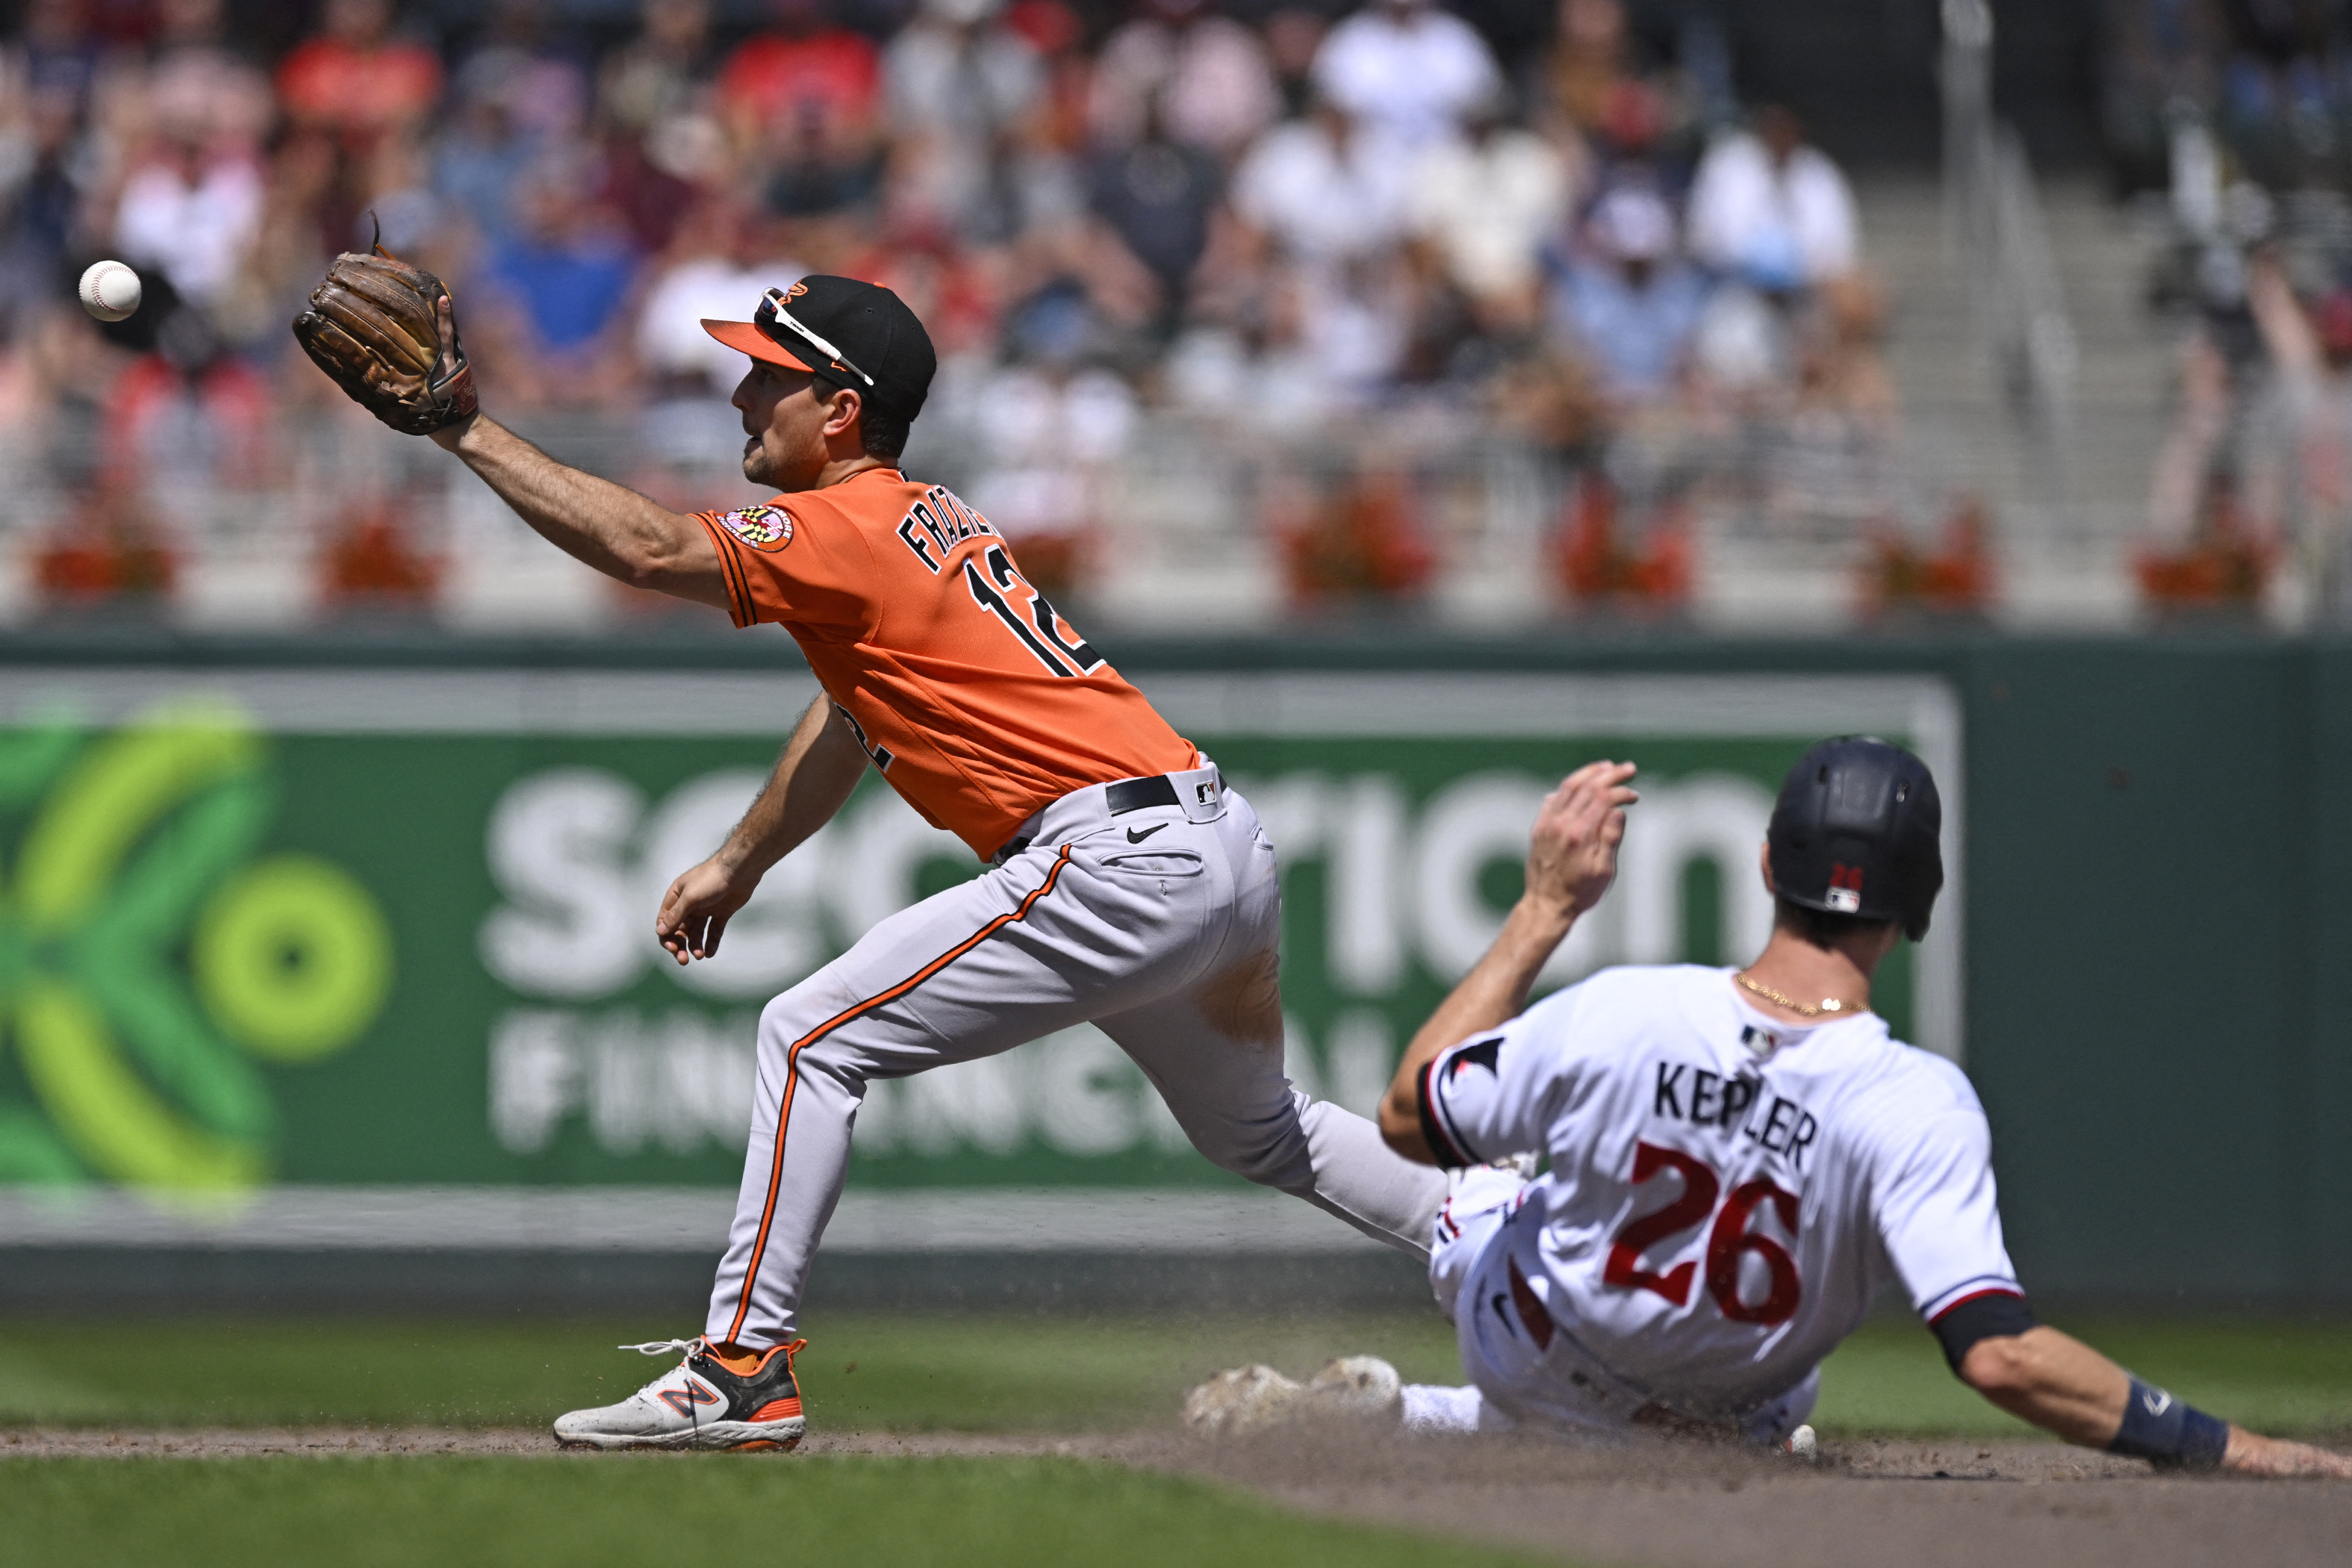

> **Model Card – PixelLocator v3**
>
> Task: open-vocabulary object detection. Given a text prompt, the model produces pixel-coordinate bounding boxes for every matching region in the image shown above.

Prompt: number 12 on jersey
[963,545,1104,678]
[1605,1141,1802,1325]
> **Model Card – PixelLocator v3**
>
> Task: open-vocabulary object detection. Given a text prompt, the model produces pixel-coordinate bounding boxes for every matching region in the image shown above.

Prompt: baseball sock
[706,1343,767,1374]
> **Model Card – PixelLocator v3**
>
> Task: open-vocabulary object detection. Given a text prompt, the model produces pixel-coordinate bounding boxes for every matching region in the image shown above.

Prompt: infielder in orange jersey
[388,275,1451,1450]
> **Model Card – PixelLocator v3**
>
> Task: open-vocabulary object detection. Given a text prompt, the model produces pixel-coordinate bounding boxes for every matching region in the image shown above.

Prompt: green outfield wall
[0,630,2342,1307]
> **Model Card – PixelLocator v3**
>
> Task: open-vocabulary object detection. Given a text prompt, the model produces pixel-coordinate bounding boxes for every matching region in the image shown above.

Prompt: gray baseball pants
[703,762,1448,1348]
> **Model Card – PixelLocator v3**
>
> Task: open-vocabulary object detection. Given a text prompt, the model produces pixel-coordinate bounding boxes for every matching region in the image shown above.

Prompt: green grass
[0,1311,1460,1432]
[6,1311,2351,1568]
[4,1309,2350,1440]
[0,1455,1563,1568]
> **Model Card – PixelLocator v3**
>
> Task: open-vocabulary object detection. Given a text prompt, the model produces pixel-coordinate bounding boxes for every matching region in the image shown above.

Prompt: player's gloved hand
[290,238,479,436]
[656,854,761,965]
[1523,760,1638,924]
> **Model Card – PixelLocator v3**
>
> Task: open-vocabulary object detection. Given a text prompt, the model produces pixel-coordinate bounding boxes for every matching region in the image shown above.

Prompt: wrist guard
[2108,1376,2229,1470]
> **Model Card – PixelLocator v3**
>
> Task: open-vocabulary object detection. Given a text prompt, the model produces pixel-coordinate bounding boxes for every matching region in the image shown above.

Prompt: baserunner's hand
[2222,1426,2352,1478]
[1525,760,1638,924]
[656,854,759,964]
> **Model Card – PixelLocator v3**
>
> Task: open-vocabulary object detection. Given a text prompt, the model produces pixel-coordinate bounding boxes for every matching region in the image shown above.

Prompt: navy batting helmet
[1767,737,1944,942]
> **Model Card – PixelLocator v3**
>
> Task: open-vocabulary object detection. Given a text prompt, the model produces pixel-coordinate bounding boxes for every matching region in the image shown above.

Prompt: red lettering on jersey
[1705,1177,1802,1324]
[1604,1142,1718,1307]
[1607,1143,1806,1325]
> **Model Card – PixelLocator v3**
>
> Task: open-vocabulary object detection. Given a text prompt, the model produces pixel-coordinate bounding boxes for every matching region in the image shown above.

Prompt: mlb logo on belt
[720,505,793,553]
[1824,862,1863,913]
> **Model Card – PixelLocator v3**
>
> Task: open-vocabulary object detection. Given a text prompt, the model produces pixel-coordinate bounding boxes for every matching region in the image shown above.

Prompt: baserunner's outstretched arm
[1958,1323,2352,1477]
[1378,760,1637,1163]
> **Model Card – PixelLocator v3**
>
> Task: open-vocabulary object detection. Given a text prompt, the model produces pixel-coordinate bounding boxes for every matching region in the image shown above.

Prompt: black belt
[1104,775,1179,815]
[992,775,1185,865]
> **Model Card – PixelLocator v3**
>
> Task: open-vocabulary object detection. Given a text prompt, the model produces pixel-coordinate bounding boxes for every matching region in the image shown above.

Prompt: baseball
[1788,1423,1818,1460]
[78,260,142,323]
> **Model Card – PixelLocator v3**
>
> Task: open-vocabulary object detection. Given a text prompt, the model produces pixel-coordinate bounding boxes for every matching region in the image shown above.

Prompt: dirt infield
[7,1425,2348,1568]
[1154,1428,2352,1568]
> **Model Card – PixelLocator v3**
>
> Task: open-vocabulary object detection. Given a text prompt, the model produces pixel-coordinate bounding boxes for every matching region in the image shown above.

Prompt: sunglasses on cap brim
[756,288,876,390]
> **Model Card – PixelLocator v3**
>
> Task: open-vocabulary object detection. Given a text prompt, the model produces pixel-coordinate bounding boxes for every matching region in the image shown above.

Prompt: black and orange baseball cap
[702,276,936,421]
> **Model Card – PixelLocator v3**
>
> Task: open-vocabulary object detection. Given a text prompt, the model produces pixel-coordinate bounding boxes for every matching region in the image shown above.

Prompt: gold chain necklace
[1733,971,1868,1019]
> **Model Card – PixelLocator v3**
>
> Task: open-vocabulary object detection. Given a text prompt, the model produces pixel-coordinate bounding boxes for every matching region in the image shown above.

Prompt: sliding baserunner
[1188,740,2351,1478]
[289,256,1448,1450]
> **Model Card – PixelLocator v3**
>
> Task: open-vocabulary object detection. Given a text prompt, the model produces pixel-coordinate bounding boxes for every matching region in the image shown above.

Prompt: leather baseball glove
[291,245,478,436]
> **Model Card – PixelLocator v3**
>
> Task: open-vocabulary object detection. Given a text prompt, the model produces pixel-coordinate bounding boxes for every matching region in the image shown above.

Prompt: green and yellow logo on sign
[0,705,391,1193]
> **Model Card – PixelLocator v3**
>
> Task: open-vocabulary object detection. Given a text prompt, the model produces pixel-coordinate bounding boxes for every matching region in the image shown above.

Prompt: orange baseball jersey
[693,467,1196,859]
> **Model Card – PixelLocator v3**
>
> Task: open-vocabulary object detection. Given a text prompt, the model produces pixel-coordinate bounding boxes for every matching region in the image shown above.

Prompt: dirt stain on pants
[1197,944,1284,1053]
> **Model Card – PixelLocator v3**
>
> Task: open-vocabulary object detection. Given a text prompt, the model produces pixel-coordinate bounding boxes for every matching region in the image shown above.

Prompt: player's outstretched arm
[1961,1325,2352,1478]
[1378,761,1637,1161]
[430,411,730,609]
[656,695,870,964]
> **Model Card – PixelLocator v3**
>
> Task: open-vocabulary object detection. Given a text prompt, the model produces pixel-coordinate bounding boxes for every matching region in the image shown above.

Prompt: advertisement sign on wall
[0,668,1960,1247]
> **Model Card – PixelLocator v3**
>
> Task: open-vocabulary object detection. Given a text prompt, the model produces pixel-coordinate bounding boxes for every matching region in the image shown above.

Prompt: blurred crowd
[2106,0,2352,196]
[2111,0,2352,617]
[0,0,1894,618]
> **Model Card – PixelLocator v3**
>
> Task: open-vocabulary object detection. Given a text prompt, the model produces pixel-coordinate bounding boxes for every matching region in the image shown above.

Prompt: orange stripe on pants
[721,845,1075,1345]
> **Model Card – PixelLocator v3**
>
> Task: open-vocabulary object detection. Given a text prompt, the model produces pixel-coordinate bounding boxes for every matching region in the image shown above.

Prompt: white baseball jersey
[1420,964,2020,1418]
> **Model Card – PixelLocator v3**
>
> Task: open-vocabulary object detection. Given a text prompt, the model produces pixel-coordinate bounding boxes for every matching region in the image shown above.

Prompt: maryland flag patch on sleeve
[717,504,794,553]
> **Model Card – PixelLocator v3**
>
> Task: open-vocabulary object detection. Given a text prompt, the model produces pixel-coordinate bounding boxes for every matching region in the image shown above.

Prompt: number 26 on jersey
[1605,1142,1802,1325]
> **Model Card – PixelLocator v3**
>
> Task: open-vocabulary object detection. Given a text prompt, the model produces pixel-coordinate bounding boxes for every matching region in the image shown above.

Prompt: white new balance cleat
[1183,1355,1402,1437]
[553,1337,808,1452]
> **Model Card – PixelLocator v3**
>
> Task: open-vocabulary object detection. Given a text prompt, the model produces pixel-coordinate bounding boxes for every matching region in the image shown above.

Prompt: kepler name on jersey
[1649,1057,1820,1172]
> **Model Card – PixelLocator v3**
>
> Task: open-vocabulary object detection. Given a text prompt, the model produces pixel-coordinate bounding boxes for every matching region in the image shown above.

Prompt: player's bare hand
[2223,1426,2352,1478]
[426,295,479,449]
[656,855,759,964]
[1524,760,1638,923]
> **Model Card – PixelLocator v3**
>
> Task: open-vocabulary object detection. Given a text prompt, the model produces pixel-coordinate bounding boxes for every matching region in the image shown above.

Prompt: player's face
[732,360,830,490]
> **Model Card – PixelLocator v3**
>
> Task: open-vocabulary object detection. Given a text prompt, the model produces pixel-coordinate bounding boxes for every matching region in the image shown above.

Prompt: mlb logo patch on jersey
[720,505,793,552]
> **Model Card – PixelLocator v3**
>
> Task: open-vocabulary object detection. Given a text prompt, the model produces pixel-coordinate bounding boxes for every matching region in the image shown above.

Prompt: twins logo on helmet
[719,505,793,553]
